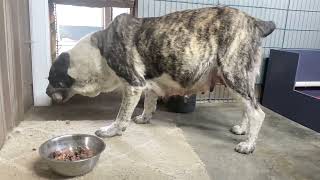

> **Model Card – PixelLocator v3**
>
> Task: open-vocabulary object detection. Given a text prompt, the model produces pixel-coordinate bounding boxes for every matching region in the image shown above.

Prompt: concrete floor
[178,103,320,180]
[1,94,320,179]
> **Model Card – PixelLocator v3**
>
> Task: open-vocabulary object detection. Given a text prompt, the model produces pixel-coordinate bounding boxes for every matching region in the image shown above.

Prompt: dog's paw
[230,125,246,135]
[132,115,150,124]
[95,123,123,138]
[235,141,255,154]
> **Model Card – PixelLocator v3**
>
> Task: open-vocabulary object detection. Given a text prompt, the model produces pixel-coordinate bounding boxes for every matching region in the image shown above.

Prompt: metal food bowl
[39,134,106,176]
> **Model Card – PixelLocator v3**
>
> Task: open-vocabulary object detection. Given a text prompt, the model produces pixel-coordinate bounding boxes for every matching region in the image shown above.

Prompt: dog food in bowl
[39,134,106,176]
[50,147,93,161]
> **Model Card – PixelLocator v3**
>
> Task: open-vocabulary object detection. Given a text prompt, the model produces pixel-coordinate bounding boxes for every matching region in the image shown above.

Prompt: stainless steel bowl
[39,134,106,176]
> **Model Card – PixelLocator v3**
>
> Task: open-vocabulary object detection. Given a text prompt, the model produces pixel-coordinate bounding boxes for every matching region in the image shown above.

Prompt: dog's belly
[147,69,224,97]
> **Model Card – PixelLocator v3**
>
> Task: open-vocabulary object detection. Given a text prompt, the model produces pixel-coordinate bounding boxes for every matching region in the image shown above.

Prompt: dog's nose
[46,84,64,103]
[52,93,63,103]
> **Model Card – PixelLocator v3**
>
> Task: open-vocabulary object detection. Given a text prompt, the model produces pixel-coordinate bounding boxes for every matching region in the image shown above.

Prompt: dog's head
[46,52,75,103]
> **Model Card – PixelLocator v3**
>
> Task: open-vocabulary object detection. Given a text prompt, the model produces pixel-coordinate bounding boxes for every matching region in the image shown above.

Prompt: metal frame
[137,0,320,102]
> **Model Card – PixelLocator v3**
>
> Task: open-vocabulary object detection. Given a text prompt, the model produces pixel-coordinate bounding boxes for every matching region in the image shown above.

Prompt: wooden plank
[19,0,33,111]
[0,0,6,148]
[0,0,33,148]
[0,71,7,149]
[1,0,15,132]
[9,0,25,126]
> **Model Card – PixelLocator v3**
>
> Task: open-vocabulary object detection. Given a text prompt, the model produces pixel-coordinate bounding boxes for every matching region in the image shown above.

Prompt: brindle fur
[47,6,276,154]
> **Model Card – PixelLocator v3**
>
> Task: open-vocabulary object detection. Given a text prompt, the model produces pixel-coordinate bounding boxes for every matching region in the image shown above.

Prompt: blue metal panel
[295,51,320,81]
[262,50,320,132]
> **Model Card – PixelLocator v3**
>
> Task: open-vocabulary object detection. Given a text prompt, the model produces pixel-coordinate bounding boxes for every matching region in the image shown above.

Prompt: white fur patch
[67,35,121,97]
[96,86,143,137]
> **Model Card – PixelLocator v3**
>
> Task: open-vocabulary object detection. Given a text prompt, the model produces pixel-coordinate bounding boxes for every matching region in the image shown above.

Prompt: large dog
[46,7,275,154]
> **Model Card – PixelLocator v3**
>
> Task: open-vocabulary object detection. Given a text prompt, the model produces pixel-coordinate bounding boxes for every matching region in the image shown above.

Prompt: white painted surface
[295,81,320,87]
[29,0,52,106]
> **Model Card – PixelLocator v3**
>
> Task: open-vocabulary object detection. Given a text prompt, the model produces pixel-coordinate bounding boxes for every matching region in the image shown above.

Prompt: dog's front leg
[95,86,143,137]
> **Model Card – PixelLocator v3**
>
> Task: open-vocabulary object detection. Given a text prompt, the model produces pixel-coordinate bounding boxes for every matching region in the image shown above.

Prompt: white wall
[29,0,52,106]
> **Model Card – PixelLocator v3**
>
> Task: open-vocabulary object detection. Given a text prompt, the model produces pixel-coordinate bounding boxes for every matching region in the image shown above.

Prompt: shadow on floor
[27,94,238,143]
[33,158,67,179]
[25,94,320,180]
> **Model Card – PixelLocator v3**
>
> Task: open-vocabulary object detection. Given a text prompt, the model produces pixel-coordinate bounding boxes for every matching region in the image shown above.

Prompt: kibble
[50,147,93,161]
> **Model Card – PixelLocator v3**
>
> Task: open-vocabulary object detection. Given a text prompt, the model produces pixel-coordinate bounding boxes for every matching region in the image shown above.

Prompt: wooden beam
[52,0,134,8]
[104,7,112,27]
[133,0,138,17]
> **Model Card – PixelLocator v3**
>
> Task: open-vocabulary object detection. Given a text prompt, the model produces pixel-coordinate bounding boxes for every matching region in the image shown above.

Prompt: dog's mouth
[46,84,72,103]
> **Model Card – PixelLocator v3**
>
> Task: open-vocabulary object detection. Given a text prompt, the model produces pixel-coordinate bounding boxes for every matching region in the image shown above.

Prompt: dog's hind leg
[230,110,249,135]
[133,90,158,124]
[223,72,265,154]
[95,85,143,137]
[235,98,265,154]
[220,54,265,153]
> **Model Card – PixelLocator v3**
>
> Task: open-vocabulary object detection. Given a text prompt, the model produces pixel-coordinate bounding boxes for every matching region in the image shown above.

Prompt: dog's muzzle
[46,84,66,103]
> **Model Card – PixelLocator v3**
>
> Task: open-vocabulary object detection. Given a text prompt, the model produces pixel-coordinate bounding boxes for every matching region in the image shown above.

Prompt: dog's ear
[91,34,103,49]
[90,33,104,56]
[91,35,99,46]
[255,20,276,38]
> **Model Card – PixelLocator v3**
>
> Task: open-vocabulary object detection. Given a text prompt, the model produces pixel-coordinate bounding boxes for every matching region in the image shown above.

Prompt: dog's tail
[255,20,276,38]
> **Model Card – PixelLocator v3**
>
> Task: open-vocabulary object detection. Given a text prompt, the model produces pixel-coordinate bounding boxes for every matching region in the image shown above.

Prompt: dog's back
[134,7,275,95]
[92,7,275,97]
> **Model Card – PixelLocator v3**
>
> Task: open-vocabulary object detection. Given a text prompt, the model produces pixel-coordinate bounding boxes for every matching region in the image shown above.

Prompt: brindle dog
[46,7,275,154]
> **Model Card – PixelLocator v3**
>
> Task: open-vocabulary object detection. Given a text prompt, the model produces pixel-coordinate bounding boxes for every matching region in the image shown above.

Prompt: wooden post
[104,7,112,27]
[49,0,57,61]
